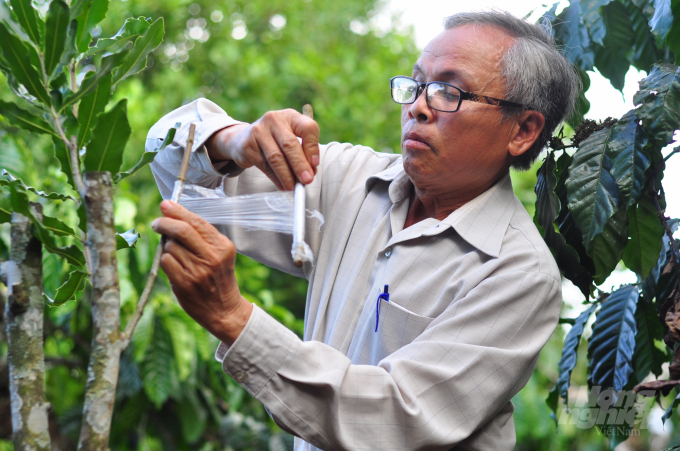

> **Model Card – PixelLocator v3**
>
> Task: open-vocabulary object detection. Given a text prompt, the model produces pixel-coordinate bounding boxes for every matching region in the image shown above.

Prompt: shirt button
[234,372,247,383]
[385,250,391,258]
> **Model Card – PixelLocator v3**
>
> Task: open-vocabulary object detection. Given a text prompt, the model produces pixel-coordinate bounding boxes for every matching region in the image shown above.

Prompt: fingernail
[301,171,312,184]
[151,219,159,229]
[311,155,319,166]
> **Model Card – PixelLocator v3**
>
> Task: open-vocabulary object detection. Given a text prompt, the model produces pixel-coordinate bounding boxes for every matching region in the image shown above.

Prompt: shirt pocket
[353,299,434,365]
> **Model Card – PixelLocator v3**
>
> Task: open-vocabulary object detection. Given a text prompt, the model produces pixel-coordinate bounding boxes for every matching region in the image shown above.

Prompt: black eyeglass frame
[389,76,529,112]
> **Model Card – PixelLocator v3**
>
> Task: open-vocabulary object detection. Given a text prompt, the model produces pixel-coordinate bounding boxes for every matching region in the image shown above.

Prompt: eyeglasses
[389,76,528,113]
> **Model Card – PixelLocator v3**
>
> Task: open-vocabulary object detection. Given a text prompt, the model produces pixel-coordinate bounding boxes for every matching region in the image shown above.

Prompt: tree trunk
[5,203,51,451]
[77,172,122,451]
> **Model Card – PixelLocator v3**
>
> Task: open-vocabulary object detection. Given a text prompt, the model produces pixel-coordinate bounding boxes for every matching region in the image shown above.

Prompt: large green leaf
[631,297,667,384]
[650,0,674,48]
[554,305,597,403]
[112,18,164,85]
[0,0,33,44]
[622,0,667,71]
[566,125,624,248]
[142,318,174,408]
[0,206,10,223]
[58,19,78,70]
[84,16,152,58]
[607,110,650,207]
[161,314,195,381]
[43,0,70,78]
[76,72,111,149]
[177,389,208,443]
[0,169,75,201]
[9,0,42,47]
[667,0,680,60]
[553,0,595,70]
[568,69,591,128]
[52,135,76,192]
[587,285,639,391]
[534,153,594,296]
[622,194,665,278]
[0,23,50,105]
[74,0,108,53]
[132,305,155,362]
[0,100,59,137]
[115,122,178,182]
[592,1,634,91]
[44,269,87,306]
[83,98,131,174]
[588,206,628,284]
[42,214,78,239]
[582,0,613,45]
[633,63,680,146]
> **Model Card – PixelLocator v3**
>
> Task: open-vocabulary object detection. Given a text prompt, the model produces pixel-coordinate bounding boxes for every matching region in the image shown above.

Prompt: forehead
[414,24,515,85]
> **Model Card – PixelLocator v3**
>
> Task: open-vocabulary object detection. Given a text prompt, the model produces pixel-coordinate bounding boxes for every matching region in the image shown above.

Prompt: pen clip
[375,285,389,332]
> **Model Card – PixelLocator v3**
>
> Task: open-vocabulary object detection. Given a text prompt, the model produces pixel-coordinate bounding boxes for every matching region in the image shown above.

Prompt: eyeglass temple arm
[460,91,526,109]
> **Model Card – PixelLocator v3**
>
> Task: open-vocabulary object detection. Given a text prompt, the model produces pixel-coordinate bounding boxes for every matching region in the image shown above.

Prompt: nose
[407,86,433,123]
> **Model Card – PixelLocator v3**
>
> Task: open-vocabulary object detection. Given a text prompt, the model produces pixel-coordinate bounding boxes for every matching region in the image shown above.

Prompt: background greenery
[0,0,678,449]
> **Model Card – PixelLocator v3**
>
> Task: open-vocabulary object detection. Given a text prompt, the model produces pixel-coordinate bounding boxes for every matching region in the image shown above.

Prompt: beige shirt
[148,99,562,451]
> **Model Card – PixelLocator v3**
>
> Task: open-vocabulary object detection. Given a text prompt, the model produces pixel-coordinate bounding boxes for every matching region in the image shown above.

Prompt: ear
[507,110,545,157]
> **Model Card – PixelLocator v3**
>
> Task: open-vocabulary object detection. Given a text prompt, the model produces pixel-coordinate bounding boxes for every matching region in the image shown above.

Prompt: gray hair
[444,11,580,170]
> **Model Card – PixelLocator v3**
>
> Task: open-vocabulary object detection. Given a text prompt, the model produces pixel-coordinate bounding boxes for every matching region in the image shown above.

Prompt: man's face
[400,24,519,194]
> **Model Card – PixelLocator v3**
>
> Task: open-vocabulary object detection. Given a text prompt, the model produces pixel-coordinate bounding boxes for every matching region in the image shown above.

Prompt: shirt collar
[367,160,516,258]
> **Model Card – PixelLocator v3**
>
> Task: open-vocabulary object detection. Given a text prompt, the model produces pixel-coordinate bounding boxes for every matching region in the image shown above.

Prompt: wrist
[206,124,249,162]
[212,297,253,346]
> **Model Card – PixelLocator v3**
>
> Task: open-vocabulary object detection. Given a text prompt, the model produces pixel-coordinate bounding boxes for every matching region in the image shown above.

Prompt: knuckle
[266,150,285,167]
[280,136,300,152]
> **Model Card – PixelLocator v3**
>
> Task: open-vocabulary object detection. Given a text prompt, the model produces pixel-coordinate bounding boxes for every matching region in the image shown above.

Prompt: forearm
[205,123,250,163]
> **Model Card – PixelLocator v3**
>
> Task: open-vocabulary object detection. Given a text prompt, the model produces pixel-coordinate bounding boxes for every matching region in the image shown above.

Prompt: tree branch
[665,146,680,163]
[120,124,196,346]
[5,204,51,450]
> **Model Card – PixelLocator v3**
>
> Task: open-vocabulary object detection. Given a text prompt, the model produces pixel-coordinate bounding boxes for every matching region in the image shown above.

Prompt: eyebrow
[412,64,464,84]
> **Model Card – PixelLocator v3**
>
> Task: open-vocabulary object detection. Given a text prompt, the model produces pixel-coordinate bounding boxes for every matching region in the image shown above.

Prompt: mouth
[402,131,433,152]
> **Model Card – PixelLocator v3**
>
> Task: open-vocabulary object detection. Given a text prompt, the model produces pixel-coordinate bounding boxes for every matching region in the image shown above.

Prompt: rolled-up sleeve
[216,270,561,451]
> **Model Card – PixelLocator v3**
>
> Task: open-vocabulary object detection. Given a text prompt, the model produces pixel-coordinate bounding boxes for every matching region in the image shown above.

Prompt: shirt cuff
[214,304,301,395]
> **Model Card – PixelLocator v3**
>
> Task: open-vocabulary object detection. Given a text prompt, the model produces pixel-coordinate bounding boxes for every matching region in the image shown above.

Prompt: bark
[5,203,51,450]
[77,173,123,451]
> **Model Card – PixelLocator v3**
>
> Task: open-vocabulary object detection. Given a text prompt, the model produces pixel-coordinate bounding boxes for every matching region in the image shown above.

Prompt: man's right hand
[206,109,320,191]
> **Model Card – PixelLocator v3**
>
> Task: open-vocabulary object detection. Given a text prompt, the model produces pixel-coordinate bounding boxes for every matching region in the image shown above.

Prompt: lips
[403,131,432,151]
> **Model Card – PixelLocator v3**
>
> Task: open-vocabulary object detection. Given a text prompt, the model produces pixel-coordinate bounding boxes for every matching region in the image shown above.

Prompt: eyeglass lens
[391,77,461,112]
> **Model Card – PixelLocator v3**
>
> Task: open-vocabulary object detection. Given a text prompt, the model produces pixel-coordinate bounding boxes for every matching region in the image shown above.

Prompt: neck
[404,170,509,228]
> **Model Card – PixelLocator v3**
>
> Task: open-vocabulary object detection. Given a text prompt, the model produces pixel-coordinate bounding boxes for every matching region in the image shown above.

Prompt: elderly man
[149,10,578,451]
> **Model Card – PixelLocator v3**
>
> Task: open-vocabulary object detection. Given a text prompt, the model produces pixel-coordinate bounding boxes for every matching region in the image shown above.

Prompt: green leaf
[568,69,591,128]
[593,45,629,92]
[663,390,680,424]
[553,0,595,70]
[566,125,624,248]
[642,219,678,301]
[44,269,87,306]
[0,169,76,202]
[534,153,594,297]
[177,390,208,443]
[0,206,10,223]
[622,194,665,278]
[74,0,108,53]
[116,228,139,249]
[607,110,649,208]
[650,0,673,48]
[52,136,77,193]
[589,206,628,284]
[58,19,78,70]
[9,0,42,46]
[61,53,119,112]
[142,318,174,408]
[116,348,142,399]
[43,0,70,78]
[0,23,50,105]
[587,285,639,391]
[83,98,131,174]
[112,18,164,85]
[622,0,667,71]
[114,122,178,182]
[581,0,613,45]
[667,0,680,59]
[0,0,33,44]
[633,63,680,147]
[76,72,111,149]
[554,305,597,402]
[132,305,155,362]
[84,16,151,58]
[43,214,78,239]
[161,314,194,381]
[0,100,59,137]
[632,297,667,384]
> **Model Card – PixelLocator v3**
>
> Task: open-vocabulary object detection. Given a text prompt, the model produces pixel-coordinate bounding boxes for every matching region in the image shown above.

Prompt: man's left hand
[151,200,253,345]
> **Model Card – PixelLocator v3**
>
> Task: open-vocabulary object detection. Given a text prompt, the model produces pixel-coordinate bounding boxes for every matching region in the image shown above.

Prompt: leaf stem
[69,59,78,118]
[120,124,196,346]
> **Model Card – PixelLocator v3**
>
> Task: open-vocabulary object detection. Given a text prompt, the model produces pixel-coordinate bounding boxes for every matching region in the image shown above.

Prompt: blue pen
[375,284,389,332]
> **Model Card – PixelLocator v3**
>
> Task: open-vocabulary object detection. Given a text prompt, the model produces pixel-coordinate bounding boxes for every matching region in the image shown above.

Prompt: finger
[164,238,197,269]
[259,160,285,191]
[152,216,211,257]
[256,132,297,190]
[291,114,320,174]
[158,201,225,246]
[160,252,186,285]
[272,120,315,185]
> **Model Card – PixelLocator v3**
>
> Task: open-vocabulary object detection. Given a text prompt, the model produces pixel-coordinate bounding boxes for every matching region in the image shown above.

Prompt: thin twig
[665,146,680,163]
[120,124,196,346]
